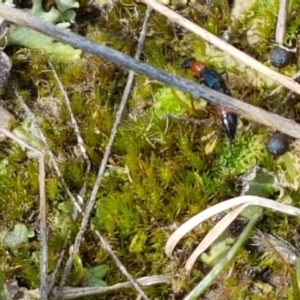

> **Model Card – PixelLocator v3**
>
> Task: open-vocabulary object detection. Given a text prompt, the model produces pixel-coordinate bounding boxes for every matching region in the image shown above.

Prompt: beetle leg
[219,70,229,83]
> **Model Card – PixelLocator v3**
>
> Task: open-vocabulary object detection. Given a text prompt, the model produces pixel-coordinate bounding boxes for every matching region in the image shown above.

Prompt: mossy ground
[1,0,300,299]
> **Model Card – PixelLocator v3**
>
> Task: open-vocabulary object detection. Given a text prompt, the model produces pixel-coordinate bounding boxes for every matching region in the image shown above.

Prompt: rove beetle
[182,57,238,145]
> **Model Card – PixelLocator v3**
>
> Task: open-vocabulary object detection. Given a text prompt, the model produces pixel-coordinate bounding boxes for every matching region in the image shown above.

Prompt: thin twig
[13,86,84,214]
[0,127,41,153]
[2,5,300,139]
[12,86,83,296]
[275,0,288,45]
[94,230,150,293]
[268,70,300,97]
[0,128,48,300]
[273,90,293,114]
[47,238,68,295]
[268,71,300,98]
[23,275,171,299]
[39,153,48,300]
[60,275,171,299]
[54,6,153,300]
[48,60,91,213]
[48,62,89,166]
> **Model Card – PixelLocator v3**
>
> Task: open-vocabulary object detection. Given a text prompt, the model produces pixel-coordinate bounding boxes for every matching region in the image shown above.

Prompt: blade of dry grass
[2,5,300,138]
[165,196,300,258]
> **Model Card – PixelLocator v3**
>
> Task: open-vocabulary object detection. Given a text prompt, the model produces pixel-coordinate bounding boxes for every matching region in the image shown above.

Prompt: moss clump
[1,1,300,298]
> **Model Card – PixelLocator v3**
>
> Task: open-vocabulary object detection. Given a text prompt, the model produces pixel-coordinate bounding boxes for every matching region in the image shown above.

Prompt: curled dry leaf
[184,204,250,273]
[165,196,300,258]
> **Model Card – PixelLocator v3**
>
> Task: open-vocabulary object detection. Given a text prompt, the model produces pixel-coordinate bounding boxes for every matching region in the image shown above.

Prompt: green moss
[1,1,300,298]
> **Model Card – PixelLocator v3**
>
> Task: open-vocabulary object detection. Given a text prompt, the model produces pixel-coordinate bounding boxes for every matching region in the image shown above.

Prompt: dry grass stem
[274,90,293,113]
[47,242,67,296]
[20,275,171,299]
[268,70,300,97]
[13,87,84,295]
[38,153,47,299]
[13,86,84,214]
[275,0,288,45]
[0,128,48,299]
[48,60,91,214]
